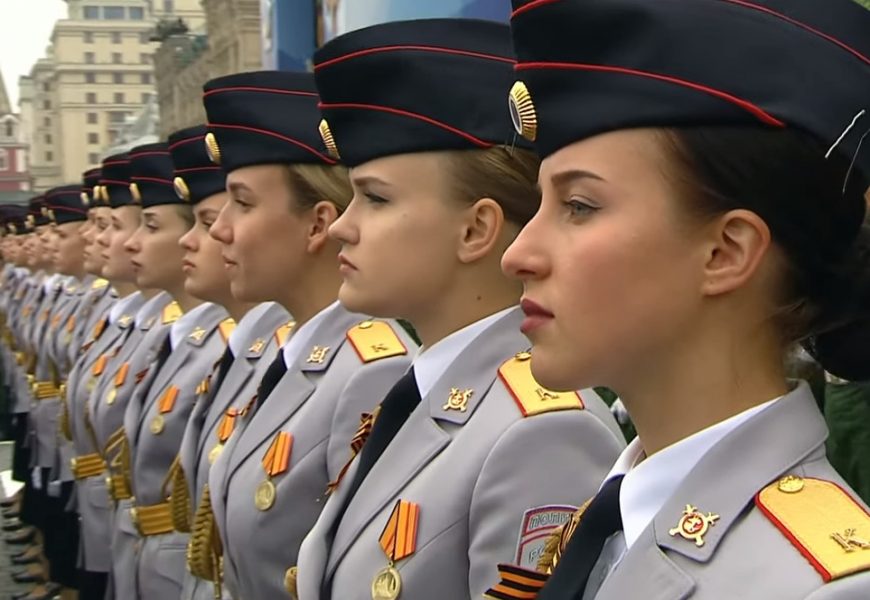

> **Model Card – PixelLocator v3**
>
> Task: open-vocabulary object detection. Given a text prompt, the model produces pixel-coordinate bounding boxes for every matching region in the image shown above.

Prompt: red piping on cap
[174,166,223,174]
[46,191,80,198]
[511,0,562,19]
[203,86,318,98]
[48,206,88,215]
[317,102,494,148]
[99,179,129,186]
[315,45,515,70]
[102,160,129,166]
[168,135,205,150]
[129,151,170,158]
[515,61,785,127]
[131,176,174,185]
[206,123,338,165]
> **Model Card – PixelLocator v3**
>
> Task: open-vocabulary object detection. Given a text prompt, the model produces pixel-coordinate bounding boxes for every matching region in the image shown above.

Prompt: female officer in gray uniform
[484,0,870,598]
[202,70,416,600]
[294,19,624,600]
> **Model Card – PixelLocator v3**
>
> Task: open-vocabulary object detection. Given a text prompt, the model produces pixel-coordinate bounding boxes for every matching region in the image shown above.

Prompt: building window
[44,134,52,144]
[163,0,174,12]
[111,32,122,44]
[87,112,98,124]
[84,31,94,43]
[86,92,97,103]
[109,111,126,123]
[141,92,151,104]
[42,100,51,109]
[88,153,100,165]
[43,117,51,127]
[140,73,151,85]
[42,82,50,92]
[85,72,96,84]
[83,6,99,19]
[112,52,122,64]
[0,149,7,171]
[140,53,152,64]
[113,73,123,84]
[104,6,125,19]
[114,92,125,104]
[4,122,12,138]
[129,6,144,19]
[45,151,53,162]
[88,133,99,144]
[85,52,95,64]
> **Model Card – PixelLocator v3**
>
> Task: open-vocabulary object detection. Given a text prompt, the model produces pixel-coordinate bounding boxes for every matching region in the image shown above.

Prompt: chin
[338,286,387,317]
[529,350,590,393]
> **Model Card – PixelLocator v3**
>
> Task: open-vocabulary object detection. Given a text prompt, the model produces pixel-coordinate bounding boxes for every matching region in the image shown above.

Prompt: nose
[501,212,549,282]
[209,205,232,244]
[327,199,359,245]
[179,224,196,251]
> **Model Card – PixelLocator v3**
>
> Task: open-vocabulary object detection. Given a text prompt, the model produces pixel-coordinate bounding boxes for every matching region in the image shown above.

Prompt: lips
[337,254,357,271]
[519,298,554,335]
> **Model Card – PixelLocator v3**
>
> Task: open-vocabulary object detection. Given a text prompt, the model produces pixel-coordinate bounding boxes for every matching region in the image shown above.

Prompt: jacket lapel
[195,357,254,460]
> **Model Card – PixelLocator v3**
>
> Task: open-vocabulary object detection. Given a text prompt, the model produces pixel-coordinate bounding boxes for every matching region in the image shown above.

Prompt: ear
[306,200,340,253]
[457,198,505,264]
[701,209,771,297]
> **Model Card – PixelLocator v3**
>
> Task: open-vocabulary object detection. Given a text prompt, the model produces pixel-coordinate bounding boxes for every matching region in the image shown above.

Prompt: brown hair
[442,146,541,226]
[660,126,870,379]
[283,163,353,213]
[173,204,195,228]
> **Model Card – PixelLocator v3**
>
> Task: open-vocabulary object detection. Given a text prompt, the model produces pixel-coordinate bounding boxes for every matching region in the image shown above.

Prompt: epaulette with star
[273,321,296,348]
[756,475,870,582]
[91,278,109,290]
[346,320,407,363]
[162,301,183,325]
[218,318,236,344]
[498,351,584,417]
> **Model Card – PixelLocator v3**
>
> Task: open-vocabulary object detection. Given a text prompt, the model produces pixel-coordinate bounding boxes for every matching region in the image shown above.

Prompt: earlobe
[701,209,771,296]
[307,201,340,252]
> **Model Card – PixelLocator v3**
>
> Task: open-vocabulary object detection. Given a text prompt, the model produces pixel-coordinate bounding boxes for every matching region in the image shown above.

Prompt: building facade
[0,70,31,197]
[24,0,204,191]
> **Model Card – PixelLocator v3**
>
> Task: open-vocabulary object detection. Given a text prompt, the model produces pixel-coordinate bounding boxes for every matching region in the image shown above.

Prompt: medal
[372,499,420,600]
[106,388,117,405]
[208,444,223,465]
[150,386,179,435]
[256,431,292,511]
[255,480,276,511]
[150,414,165,435]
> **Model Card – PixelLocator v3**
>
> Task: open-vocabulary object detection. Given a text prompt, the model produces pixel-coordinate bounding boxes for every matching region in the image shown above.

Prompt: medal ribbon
[66,315,76,333]
[158,385,179,414]
[261,432,292,478]
[326,409,379,494]
[114,362,130,387]
[92,354,108,376]
[379,499,420,564]
[217,409,238,444]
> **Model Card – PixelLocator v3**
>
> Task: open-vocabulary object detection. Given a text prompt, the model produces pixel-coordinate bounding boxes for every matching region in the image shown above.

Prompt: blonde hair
[283,163,353,213]
[442,146,541,226]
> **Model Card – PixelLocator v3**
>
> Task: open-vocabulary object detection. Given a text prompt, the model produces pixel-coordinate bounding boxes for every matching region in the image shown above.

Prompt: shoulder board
[162,301,183,325]
[346,320,408,363]
[218,318,236,344]
[756,476,870,582]
[92,278,109,290]
[498,352,584,417]
[273,321,296,348]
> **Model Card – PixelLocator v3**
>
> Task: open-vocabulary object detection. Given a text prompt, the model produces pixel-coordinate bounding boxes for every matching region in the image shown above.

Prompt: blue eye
[564,197,599,219]
[364,192,388,205]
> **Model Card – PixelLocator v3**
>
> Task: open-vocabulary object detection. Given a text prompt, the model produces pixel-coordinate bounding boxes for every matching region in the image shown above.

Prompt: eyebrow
[351,174,391,188]
[548,168,607,189]
[227,181,251,194]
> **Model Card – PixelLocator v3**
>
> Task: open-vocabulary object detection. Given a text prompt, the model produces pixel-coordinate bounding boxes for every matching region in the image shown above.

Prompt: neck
[113,281,138,297]
[171,290,204,314]
[278,254,342,327]
[221,297,254,323]
[409,265,520,348]
[139,288,160,300]
[616,320,788,457]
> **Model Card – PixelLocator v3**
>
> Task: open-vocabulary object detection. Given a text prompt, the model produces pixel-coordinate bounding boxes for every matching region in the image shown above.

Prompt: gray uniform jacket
[129,302,230,600]
[296,308,626,600]
[209,303,416,600]
[572,382,870,600]
[179,302,291,600]
[67,292,144,571]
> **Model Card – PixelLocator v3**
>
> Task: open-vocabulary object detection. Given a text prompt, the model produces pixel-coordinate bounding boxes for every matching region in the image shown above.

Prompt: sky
[0,0,69,109]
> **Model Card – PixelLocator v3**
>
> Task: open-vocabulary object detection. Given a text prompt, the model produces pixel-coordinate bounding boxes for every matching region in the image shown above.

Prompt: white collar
[170,302,214,349]
[230,302,281,356]
[607,395,781,549]
[109,291,143,324]
[135,291,170,327]
[282,301,340,367]
[413,306,516,399]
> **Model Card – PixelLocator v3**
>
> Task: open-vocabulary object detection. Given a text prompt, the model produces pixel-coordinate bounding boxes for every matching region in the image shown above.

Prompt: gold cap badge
[509,81,538,142]
[80,191,90,206]
[48,209,56,222]
[41,206,49,217]
[173,176,191,202]
[129,182,142,204]
[204,132,221,165]
[319,119,340,159]
[101,186,111,203]
[8,224,16,234]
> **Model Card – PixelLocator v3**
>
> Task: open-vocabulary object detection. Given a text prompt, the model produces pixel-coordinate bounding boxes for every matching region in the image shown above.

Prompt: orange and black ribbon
[216,409,239,444]
[326,409,379,494]
[379,499,419,565]
[92,354,108,376]
[158,386,179,414]
[66,315,76,333]
[484,564,548,600]
[262,432,292,478]
[114,362,130,387]
[135,368,149,384]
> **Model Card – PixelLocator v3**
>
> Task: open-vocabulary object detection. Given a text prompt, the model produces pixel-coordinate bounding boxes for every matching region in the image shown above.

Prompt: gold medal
[150,414,165,435]
[106,388,117,406]
[208,444,223,465]
[255,479,276,511]
[371,565,402,600]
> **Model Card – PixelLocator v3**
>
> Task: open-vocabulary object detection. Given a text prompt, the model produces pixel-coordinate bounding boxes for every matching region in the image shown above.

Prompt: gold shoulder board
[162,301,183,325]
[218,318,236,344]
[756,476,870,582]
[498,352,584,417]
[92,278,109,290]
[346,320,408,363]
[273,321,296,348]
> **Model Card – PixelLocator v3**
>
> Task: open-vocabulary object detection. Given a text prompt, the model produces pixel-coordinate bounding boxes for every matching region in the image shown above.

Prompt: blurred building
[23,0,205,191]
[0,69,31,201]
[154,0,262,138]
